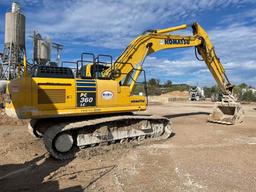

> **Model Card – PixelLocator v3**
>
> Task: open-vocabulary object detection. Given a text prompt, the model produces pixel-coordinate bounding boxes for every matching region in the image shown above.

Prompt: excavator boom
[102,22,244,125]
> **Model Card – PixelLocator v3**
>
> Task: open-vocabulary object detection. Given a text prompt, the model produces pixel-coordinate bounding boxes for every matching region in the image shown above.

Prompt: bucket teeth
[208,101,244,125]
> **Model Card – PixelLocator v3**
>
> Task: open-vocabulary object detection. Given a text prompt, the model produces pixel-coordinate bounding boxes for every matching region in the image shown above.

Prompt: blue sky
[0,0,256,86]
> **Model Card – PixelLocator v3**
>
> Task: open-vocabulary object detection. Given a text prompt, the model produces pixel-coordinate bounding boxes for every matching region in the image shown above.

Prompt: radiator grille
[38,89,66,104]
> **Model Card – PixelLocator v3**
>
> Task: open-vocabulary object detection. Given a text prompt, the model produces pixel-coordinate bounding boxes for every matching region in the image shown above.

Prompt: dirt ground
[0,101,256,191]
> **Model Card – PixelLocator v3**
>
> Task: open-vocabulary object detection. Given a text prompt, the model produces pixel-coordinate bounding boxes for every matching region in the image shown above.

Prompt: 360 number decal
[77,92,96,107]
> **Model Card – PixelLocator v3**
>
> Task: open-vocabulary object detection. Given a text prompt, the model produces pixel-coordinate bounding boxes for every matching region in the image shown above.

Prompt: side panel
[116,86,131,106]
[96,79,118,107]
[5,77,32,118]
[76,79,96,107]
[5,77,147,119]
[32,78,76,110]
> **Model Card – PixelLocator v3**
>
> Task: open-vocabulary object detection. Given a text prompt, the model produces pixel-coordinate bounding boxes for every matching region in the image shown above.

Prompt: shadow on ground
[164,112,210,119]
[0,154,116,192]
[0,154,82,192]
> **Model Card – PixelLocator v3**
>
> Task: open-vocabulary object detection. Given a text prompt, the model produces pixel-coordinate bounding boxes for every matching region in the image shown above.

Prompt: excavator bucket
[208,101,244,125]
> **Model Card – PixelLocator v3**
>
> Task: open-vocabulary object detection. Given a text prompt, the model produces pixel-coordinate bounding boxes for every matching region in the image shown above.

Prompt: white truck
[189,86,205,101]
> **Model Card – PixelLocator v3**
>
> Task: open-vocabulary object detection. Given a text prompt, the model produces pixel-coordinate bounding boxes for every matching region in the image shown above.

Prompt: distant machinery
[189,86,205,101]
[32,31,51,65]
[1,2,25,80]
[32,32,64,67]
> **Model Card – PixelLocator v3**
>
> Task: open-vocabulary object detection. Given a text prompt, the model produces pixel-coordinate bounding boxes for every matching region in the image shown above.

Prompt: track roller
[39,115,172,160]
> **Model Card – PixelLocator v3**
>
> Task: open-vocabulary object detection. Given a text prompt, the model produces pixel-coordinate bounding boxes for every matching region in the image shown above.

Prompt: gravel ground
[0,101,255,191]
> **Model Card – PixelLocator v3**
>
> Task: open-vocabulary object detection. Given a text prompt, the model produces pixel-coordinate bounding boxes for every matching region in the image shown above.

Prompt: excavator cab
[80,53,112,79]
[81,63,109,79]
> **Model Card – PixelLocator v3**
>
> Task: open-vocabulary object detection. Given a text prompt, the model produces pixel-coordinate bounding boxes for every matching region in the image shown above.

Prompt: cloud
[142,13,256,87]
[220,8,256,25]
[208,24,256,61]
[143,55,256,87]
[13,0,254,48]
[1,0,255,86]
[144,13,256,86]
[143,56,214,85]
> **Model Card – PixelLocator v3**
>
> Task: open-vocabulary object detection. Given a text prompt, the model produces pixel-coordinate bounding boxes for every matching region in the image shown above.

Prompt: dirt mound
[0,109,27,126]
[149,91,189,103]
[162,91,189,98]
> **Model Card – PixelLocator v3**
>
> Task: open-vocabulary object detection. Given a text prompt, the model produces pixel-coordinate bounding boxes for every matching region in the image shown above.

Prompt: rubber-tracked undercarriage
[30,115,172,160]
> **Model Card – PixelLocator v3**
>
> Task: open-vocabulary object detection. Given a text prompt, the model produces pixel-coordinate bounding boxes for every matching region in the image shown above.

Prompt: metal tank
[4,2,25,49]
[33,33,51,65]
[1,2,26,80]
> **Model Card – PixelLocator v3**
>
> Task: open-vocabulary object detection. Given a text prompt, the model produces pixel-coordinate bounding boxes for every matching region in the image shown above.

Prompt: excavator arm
[103,22,244,124]
[191,23,233,95]
[104,23,232,95]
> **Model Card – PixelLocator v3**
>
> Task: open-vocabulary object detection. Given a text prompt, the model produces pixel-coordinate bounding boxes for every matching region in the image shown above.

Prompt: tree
[238,83,248,89]
[164,80,172,87]
[203,85,221,98]
[241,90,256,102]
[148,78,160,87]
[146,78,161,95]
[232,86,242,98]
[203,87,212,98]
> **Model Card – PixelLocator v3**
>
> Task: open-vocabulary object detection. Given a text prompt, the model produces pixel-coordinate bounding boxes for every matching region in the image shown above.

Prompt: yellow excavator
[3,22,244,159]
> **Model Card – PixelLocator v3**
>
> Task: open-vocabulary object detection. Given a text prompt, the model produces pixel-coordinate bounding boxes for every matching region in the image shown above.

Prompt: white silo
[4,2,26,49]
[33,32,51,65]
[2,2,26,79]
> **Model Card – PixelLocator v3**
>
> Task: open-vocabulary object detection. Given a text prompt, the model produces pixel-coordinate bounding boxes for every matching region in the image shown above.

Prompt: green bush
[240,90,256,102]
[134,79,256,101]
